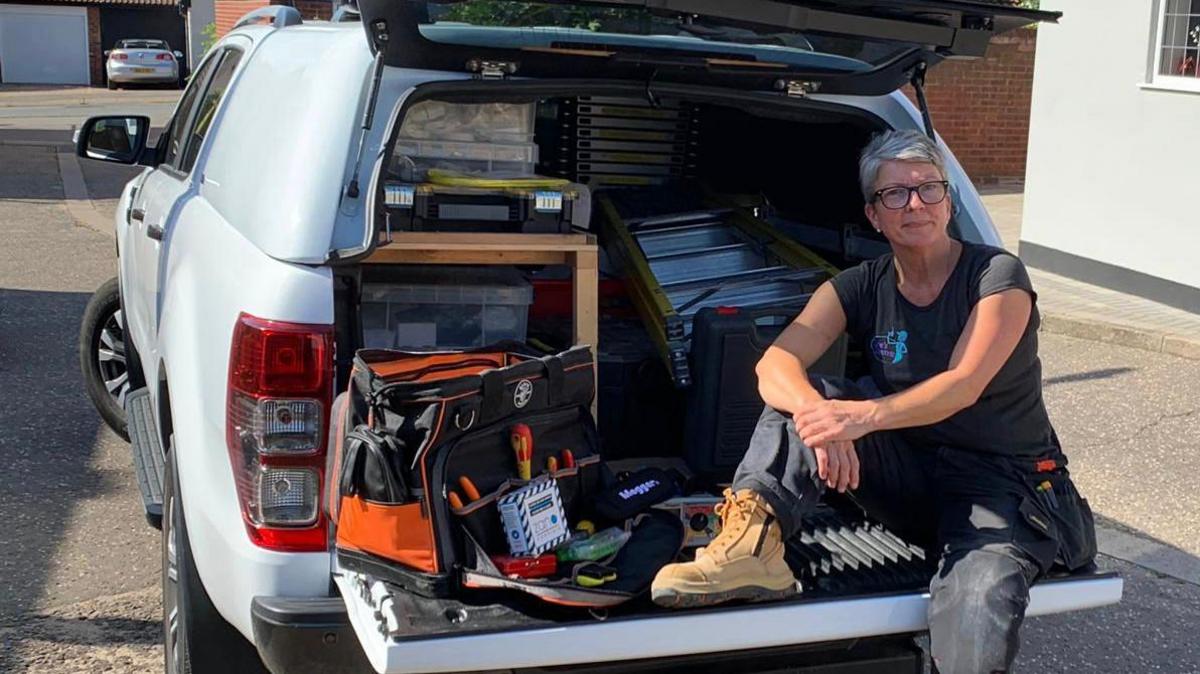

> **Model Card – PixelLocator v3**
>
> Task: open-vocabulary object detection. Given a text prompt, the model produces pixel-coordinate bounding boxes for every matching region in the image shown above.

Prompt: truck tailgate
[335,570,1121,674]
[333,503,1122,674]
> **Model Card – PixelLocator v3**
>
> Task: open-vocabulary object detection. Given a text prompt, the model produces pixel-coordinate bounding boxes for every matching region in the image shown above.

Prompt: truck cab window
[178,49,243,174]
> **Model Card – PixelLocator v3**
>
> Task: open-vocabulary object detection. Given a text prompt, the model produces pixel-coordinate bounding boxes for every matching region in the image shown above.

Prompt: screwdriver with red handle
[510,423,533,480]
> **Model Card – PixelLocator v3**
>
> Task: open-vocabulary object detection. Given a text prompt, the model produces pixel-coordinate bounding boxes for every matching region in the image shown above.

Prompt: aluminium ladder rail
[598,195,837,387]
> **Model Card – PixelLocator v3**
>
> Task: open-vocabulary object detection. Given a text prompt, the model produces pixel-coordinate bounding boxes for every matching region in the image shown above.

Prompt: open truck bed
[320,505,1121,674]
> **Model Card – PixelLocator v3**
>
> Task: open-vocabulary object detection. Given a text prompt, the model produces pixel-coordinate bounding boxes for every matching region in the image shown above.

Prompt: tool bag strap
[480,369,506,424]
[542,354,566,405]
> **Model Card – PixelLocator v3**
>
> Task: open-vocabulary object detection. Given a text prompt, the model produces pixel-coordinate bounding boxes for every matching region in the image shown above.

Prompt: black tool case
[685,306,847,480]
[384,182,579,234]
[596,320,686,460]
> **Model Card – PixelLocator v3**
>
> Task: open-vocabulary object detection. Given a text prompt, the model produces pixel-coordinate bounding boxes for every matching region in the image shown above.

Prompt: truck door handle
[131,208,145,222]
[146,223,164,241]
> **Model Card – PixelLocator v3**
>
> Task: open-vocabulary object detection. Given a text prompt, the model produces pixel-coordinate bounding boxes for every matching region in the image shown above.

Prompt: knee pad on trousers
[927,548,1035,674]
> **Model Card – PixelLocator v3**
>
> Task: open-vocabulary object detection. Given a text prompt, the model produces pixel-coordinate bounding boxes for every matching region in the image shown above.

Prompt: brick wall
[87,6,103,86]
[904,28,1037,185]
[215,0,269,38]
[292,0,332,21]
[215,0,330,38]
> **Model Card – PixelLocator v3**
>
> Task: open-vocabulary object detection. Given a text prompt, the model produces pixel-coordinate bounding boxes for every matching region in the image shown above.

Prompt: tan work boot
[651,488,798,608]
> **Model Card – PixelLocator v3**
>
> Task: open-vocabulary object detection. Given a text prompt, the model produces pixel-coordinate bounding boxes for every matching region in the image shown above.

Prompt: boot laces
[709,488,754,553]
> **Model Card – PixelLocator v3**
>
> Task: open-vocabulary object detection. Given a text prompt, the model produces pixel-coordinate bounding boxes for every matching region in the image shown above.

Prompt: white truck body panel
[158,191,335,637]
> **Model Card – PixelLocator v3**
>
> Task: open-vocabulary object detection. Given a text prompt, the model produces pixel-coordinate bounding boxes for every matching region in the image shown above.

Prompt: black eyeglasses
[871,180,949,210]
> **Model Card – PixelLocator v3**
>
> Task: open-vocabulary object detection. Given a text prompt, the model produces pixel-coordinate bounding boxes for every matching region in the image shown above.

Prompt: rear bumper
[107,65,178,83]
[251,596,372,674]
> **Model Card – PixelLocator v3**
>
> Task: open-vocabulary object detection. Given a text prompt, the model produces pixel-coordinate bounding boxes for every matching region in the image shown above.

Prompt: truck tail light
[227,313,333,552]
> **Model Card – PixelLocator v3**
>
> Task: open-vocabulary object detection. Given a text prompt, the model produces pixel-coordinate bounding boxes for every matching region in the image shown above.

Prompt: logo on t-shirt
[871,329,908,365]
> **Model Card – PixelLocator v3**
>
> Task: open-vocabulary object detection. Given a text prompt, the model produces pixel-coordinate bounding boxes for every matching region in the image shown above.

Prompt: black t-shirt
[829,242,1057,457]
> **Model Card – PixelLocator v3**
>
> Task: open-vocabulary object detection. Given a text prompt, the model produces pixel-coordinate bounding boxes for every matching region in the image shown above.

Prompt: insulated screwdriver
[510,423,533,480]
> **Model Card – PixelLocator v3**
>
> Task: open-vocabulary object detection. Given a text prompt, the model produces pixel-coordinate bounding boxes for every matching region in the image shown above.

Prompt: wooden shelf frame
[366,232,599,357]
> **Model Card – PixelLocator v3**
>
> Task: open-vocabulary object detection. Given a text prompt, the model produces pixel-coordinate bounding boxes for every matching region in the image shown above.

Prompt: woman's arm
[756,281,848,415]
[757,282,861,492]
[793,288,1032,446]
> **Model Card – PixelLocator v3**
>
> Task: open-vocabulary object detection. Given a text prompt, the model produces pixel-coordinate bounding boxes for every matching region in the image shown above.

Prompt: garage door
[0,4,89,85]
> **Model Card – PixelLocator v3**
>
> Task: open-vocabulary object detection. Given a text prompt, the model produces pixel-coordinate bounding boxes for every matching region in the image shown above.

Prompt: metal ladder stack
[598,195,837,387]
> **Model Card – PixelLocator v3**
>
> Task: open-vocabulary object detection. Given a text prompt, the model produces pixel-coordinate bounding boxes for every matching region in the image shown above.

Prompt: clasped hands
[791,399,878,493]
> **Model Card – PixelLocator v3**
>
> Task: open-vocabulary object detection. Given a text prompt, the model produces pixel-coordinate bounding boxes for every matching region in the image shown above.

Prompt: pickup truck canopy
[356,0,1060,95]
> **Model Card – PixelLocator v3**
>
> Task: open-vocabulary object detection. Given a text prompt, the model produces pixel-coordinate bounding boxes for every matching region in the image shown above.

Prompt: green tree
[200,21,218,55]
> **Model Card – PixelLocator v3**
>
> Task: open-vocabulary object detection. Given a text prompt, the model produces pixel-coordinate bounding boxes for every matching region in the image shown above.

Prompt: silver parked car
[105,39,183,89]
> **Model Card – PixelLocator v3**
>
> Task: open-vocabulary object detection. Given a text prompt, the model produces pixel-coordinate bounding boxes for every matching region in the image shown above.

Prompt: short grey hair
[858,130,947,202]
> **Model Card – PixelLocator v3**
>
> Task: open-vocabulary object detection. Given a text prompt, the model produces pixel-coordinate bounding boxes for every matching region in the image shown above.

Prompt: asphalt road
[0,86,1198,673]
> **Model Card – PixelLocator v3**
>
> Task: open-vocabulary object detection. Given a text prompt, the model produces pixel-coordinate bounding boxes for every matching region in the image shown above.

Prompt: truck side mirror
[75,115,151,165]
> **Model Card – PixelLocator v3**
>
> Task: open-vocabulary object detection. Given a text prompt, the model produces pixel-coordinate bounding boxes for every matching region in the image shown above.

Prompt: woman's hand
[794,399,878,447]
[811,439,859,492]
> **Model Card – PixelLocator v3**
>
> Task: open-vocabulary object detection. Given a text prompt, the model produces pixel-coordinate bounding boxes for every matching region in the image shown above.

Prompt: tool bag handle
[479,352,569,424]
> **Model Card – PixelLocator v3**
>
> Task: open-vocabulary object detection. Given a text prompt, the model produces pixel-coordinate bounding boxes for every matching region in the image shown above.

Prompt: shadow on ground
[0,289,113,616]
[1043,367,1137,387]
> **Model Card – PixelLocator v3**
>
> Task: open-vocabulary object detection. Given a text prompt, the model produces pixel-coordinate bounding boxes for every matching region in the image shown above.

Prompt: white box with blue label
[497,477,570,557]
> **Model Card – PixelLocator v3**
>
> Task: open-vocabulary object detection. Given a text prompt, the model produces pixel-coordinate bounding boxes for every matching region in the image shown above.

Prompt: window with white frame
[1153,0,1200,90]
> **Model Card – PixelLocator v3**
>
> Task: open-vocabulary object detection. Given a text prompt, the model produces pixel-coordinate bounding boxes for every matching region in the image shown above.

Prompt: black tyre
[163,447,269,674]
[79,277,132,441]
[107,79,117,90]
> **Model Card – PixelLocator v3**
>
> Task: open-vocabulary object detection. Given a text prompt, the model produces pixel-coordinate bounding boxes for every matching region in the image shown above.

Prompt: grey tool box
[685,305,847,480]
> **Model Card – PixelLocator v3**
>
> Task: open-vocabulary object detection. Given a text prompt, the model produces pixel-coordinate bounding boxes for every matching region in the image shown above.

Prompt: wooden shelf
[368,232,597,266]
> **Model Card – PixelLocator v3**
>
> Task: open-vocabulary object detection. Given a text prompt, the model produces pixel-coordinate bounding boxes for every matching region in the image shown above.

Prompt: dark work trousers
[733,376,1095,674]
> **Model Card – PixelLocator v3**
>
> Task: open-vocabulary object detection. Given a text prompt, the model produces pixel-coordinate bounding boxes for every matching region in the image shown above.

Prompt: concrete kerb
[0,140,74,152]
[56,145,112,235]
[1039,312,1200,362]
[1095,525,1200,587]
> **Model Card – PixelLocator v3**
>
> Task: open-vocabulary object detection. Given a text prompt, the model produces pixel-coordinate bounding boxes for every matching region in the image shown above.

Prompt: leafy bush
[200,22,218,55]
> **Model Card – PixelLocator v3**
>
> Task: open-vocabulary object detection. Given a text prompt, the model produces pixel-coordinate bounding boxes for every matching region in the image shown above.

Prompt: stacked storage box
[383,101,589,234]
[392,101,538,180]
[360,267,534,350]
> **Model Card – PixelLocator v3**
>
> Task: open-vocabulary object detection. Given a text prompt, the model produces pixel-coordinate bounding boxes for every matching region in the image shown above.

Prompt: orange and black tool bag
[327,344,610,600]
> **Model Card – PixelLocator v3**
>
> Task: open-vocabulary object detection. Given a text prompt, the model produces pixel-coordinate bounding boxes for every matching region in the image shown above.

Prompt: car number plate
[133,67,154,73]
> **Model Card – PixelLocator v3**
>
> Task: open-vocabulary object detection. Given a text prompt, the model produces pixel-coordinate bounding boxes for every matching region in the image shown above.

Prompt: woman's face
[864,160,952,250]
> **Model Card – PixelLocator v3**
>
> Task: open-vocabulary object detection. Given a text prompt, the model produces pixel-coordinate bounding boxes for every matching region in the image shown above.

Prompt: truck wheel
[79,277,130,441]
[162,447,269,674]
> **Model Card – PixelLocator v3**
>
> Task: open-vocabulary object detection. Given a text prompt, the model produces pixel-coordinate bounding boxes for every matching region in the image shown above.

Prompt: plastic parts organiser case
[384,182,584,234]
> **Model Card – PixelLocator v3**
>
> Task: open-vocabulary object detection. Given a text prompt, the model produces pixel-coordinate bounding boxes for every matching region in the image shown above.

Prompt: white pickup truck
[75,2,1122,672]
